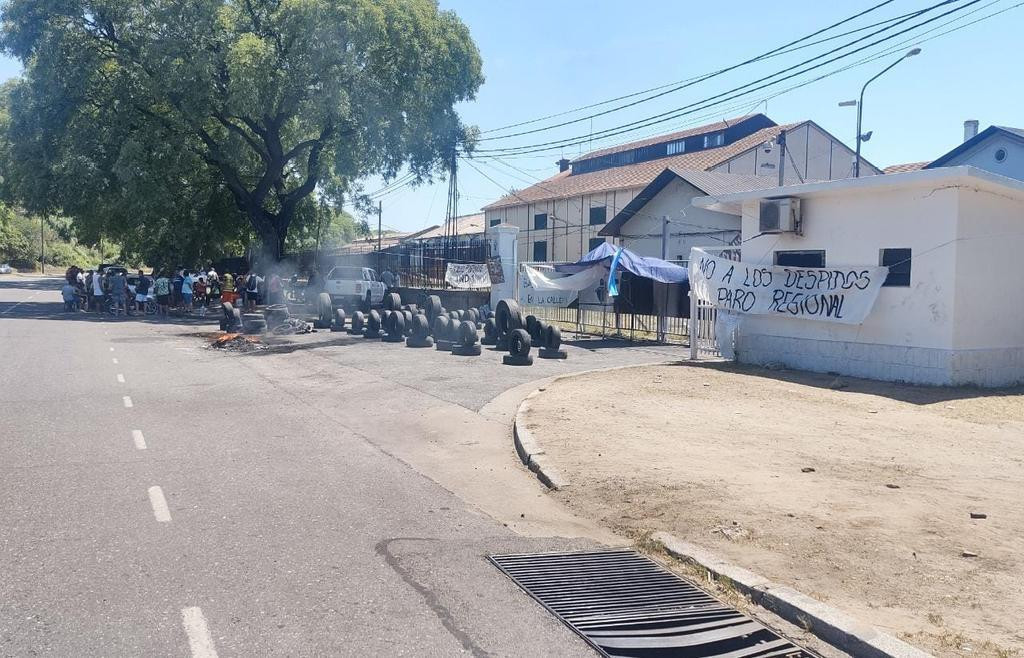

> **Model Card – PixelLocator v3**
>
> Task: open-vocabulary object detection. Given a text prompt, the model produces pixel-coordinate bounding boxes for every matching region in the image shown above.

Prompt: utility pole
[377,200,383,272]
[40,214,45,274]
[659,215,669,342]
[777,130,787,187]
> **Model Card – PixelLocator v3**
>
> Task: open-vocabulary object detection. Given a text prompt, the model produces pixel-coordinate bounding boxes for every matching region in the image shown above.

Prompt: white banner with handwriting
[689,248,888,324]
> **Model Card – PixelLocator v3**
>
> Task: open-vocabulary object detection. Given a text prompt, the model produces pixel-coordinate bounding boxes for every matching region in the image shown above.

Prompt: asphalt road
[0,275,685,657]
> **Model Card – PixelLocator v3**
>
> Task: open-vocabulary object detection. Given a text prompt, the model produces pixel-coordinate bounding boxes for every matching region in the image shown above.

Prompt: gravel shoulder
[522,361,1024,656]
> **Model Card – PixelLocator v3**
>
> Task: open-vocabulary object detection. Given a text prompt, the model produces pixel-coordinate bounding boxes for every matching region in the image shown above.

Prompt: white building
[598,169,778,260]
[694,166,1024,387]
[483,114,878,263]
[884,122,1024,181]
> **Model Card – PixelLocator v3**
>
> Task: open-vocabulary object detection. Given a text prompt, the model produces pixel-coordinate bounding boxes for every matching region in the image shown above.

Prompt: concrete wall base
[738,333,1024,387]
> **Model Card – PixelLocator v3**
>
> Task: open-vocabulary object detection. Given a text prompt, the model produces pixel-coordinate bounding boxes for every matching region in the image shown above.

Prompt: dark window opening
[534,213,548,230]
[774,250,825,268]
[880,248,911,287]
[589,206,607,225]
[489,218,501,227]
[532,240,548,262]
[589,237,605,252]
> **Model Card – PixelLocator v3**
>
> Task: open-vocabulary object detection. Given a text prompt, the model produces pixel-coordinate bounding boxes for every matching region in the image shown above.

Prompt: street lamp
[841,47,921,177]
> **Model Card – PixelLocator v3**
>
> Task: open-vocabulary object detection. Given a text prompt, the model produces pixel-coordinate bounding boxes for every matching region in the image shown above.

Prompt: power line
[471,0,977,157]
[479,0,900,139]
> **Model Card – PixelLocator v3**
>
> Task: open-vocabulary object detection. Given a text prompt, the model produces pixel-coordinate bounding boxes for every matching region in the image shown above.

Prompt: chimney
[557,158,570,173]
[963,119,979,142]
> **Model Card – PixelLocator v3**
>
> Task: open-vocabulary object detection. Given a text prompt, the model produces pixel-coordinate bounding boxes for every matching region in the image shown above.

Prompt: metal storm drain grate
[489,549,816,658]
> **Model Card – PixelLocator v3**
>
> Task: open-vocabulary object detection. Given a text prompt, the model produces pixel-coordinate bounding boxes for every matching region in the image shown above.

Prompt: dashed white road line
[122,396,133,408]
[147,486,172,523]
[112,358,119,364]
[132,430,147,450]
[116,373,126,384]
[181,607,218,658]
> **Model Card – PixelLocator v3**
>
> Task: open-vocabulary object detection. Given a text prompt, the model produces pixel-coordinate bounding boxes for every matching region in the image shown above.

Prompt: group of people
[60,264,294,318]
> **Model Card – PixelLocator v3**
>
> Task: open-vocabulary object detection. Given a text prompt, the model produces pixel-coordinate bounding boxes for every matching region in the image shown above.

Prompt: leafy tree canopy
[0,0,483,262]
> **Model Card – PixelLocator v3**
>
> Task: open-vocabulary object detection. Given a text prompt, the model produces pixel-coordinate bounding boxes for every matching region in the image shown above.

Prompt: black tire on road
[483,317,498,340]
[508,328,532,357]
[466,308,479,324]
[546,324,562,351]
[389,310,406,336]
[459,320,479,346]
[368,309,382,332]
[496,299,524,336]
[352,311,365,332]
[334,308,347,328]
[525,314,538,334]
[534,320,549,346]
[425,295,442,320]
[411,313,430,339]
[384,292,401,311]
[317,292,333,325]
[432,315,450,338]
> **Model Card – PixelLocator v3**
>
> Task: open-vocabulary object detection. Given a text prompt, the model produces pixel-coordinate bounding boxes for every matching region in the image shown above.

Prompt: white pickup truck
[323,266,387,310]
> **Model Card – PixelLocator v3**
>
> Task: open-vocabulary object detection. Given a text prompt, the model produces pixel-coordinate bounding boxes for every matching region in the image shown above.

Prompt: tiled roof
[484,123,801,210]
[600,169,783,237]
[883,161,929,174]
[575,115,762,161]
[408,213,485,240]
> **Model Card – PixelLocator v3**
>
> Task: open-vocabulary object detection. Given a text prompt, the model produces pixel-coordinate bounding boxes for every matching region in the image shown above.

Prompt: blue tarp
[556,244,688,284]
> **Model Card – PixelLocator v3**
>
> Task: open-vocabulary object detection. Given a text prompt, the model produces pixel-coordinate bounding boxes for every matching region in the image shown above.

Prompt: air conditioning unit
[758,197,801,234]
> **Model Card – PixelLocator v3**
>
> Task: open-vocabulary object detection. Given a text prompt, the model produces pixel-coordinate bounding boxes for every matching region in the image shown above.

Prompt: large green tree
[0,0,483,260]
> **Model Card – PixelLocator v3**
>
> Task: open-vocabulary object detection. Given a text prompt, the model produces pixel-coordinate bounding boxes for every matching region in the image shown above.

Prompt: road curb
[653,532,933,658]
[512,361,681,491]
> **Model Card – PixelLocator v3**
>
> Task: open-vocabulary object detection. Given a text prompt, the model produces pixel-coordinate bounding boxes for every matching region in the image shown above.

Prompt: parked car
[322,266,386,311]
[0,263,12,274]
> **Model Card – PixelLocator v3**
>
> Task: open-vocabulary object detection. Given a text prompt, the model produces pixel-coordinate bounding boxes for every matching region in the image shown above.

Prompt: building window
[995,148,1008,163]
[589,206,607,225]
[489,218,501,227]
[774,250,825,268]
[666,139,686,155]
[532,240,548,262]
[880,248,911,287]
[534,212,548,230]
[703,132,725,148]
[589,237,605,252]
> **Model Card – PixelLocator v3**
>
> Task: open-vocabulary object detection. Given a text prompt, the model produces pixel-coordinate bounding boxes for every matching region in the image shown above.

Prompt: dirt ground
[524,362,1024,656]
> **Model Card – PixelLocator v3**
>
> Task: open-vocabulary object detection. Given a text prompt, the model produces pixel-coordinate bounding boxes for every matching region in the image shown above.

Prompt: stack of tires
[406,312,433,348]
[364,309,383,339]
[349,311,366,336]
[527,315,567,359]
[314,292,333,329]
[451,318,481,356]
[433,314,453,351]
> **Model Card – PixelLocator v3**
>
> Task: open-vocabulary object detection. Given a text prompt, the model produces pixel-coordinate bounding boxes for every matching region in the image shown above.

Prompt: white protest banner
[445,263,491,289]
[517,264,606,307]
[689,248,888,324]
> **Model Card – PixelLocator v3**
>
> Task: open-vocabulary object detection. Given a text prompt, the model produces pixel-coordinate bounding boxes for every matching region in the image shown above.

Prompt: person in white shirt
[92,270,105,312]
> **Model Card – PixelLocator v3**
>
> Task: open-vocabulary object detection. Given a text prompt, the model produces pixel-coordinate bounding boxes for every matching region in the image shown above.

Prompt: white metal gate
[688,246,741,360]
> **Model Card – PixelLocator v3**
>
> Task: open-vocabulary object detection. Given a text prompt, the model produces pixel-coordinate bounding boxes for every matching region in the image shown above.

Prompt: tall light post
[841,47,921,177]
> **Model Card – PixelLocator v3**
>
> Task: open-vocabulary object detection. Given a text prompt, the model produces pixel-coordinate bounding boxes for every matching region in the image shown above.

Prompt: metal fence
[330,238,494,290]
[519,260,692,345]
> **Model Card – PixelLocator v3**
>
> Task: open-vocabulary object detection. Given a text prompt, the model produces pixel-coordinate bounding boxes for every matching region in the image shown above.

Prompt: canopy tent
[555,244,688,284]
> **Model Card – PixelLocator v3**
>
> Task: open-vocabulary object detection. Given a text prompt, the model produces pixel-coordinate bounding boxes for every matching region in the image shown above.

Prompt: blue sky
[1,0,1021,233]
